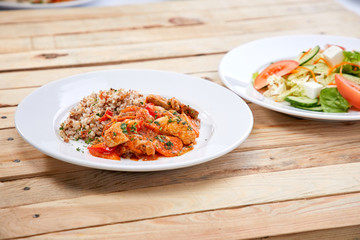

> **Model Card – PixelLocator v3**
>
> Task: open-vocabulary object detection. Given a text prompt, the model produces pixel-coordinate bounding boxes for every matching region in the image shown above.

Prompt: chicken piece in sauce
[123,135,156,157]
[146,94,199,119]
[148,114,198,145]
[103,122,130,147]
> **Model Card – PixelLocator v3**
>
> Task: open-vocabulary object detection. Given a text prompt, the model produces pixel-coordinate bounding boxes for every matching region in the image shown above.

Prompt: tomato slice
[254,60,299,90]
[335,74,360,110]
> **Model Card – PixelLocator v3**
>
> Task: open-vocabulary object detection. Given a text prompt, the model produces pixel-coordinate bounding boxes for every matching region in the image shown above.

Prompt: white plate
[219,35,360,121]
[15,69,253,172]
[0,0,94,9]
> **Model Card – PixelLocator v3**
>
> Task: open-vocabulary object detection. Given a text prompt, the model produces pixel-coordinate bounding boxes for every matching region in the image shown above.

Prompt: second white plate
[219,34,360,121]
[0,0,94,9]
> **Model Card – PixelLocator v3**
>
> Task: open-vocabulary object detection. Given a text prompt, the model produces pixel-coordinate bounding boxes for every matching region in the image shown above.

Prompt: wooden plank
[1,12,354,54]
[0,11,359,72]
[0,0,330,24]
[31,16,351,51]
[1,139,360,208]
[0,128,85,180]
[0,107,15,129]
[252,225,360,240]
[0,1,341,39]
[1,162,360,238]
[0,54,223,90]
[15,193,360,240]
[0,88,35,107]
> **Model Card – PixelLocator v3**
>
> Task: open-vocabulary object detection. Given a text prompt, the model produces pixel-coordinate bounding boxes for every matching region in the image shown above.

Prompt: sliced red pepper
[88,142,115,154]
[88,142,120,160]
[145,103,156,117]
[98,109,113,122]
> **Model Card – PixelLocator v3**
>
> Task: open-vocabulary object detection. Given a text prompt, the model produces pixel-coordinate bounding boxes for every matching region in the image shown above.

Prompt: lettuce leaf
[342,51,360,77]
[343,51,360,63]
[319,88,350,113]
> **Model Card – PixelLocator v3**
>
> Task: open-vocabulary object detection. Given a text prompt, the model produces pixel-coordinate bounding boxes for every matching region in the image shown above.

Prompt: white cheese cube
[304,81,323,99]
[323,46,344,67]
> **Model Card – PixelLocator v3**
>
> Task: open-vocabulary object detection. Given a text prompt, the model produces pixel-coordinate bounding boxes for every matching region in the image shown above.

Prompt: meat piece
[161,121,197,145]
[155,117,196,145]
[180,104,199,119]
[125,135,155,156]
[168,97,181,112]
[104,122,129,147]
[146,94,170,110]
[147,95,199,119]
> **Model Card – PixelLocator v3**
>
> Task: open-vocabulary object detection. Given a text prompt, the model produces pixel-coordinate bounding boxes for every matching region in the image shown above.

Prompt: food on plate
[253,45,360,112]
[59,89,200,160]
[0,0,73,3]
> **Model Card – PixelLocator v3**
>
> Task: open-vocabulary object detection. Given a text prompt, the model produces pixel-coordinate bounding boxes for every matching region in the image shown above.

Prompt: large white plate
[219,35,360,121]
[0,0,94,9]
[15,69,253,172]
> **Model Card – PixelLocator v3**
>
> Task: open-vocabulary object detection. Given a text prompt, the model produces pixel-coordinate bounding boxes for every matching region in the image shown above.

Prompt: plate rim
[15,69,254,172]
[0,0,95,9]
[219,34,360,121]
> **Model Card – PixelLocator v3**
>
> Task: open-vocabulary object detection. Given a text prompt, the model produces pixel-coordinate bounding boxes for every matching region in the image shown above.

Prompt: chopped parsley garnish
[76,147,81,152]
[121,123,128,134]
[130,122,138,132]
[154,121,160,126]
[59,126,64,130]
[113,131,117,136]
[155,135,166,143]
[165,141,173,149]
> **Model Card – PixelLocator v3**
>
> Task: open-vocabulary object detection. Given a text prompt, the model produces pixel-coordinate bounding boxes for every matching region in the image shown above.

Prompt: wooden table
[1,0,360,239]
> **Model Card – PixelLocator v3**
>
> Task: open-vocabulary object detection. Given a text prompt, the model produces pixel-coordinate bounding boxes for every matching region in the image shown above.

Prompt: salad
[253,44,360,112]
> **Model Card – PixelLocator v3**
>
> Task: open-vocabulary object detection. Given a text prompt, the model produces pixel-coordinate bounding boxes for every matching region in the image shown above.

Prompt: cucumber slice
[299,45,320,66]
[285,96,319,107]
[294,105,323,112]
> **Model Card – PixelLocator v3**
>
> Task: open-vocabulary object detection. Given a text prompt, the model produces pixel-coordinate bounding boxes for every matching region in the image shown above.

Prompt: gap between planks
[0,0,332,25]
[0,11,359,71]
[0,1,342,39]
[0,173,360,238]
[1,137,360,208]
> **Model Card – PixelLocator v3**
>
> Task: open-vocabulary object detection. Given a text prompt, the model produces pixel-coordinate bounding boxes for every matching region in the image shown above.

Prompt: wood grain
[1,0,360,239]
[0,10,359,71]
[0,0,332,25]
[1,162,360,238]
[253,225,360,240]
[0,1,342,48]
[13,192,360,240]
[0,54,223,90]
[1,139,360,208]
